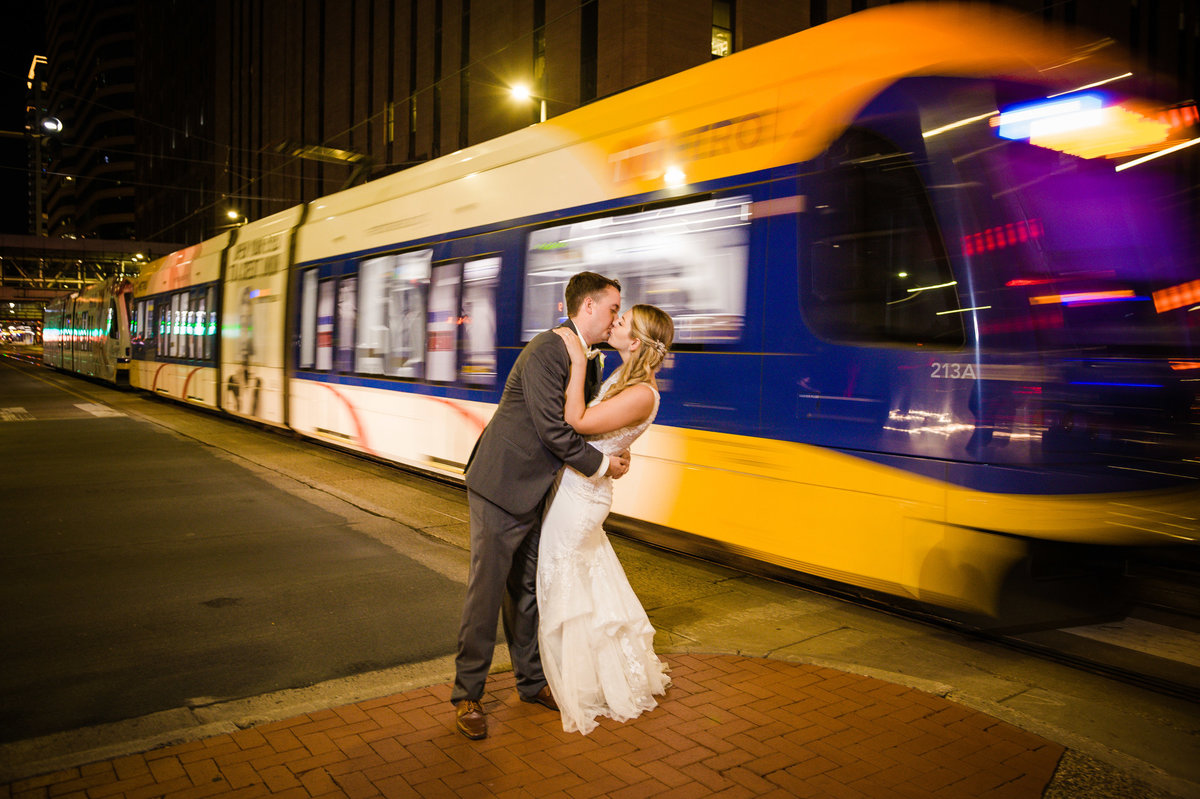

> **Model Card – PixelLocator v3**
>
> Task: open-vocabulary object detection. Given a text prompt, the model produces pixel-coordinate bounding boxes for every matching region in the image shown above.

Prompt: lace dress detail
[537,374,670,735]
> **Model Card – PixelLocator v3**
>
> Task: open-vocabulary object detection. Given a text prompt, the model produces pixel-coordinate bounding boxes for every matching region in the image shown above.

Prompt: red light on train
[1157,102,1199,131]
[1152,279,1200,313]
[963,219,1042,256]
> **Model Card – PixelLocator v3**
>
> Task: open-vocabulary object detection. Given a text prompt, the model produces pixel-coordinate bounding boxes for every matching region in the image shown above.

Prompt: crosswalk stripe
[74,403,125,418]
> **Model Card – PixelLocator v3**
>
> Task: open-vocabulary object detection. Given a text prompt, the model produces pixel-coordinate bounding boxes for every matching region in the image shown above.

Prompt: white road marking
[0,407,35,421]
[74,403,125,418]
[1063,617,1200,668]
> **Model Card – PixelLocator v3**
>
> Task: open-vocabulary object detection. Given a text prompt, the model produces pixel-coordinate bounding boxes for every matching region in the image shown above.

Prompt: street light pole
[32,71,45,237]
[33,133,43,237]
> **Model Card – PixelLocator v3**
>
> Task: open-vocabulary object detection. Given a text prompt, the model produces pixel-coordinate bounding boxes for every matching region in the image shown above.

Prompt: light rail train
[47,4,1200,619]
[42,276,133,384]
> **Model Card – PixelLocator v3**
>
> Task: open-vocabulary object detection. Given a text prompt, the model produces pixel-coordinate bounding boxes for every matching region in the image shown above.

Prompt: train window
[135,299,155,355]
[204,287,216,361]
[324,251,497,385]
[156,298,170,349]
[523,196,751,343]
[428,263,463,383]
[169,293,183,357]
[120,292,132,339]
[184,294,195,359]
[190,290,207,360]
[107,300,119,339]
[335,277,357,373]
[357,250,431,379]
[316,278,335,370]
[803,129,964,348]
[298,272,355,372]
[299,269,318,369]
[461,257,499,386]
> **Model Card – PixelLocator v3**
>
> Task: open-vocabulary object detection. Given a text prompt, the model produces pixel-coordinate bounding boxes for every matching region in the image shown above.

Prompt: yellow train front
[121,4,1199,620]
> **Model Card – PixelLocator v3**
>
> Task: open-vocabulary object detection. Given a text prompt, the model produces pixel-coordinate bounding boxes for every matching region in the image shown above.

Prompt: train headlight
[994,92,1171,160]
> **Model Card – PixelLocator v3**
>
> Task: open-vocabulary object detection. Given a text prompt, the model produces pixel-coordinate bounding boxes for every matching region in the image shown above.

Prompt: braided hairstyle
[605,304,674,399]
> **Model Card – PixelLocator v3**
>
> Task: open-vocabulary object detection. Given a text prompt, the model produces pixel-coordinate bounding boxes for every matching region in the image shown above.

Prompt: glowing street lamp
[510,84,546,123]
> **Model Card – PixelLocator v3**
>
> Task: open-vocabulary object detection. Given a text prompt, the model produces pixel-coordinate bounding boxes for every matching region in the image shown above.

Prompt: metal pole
[34,134,43,237]
[33,73,44,237]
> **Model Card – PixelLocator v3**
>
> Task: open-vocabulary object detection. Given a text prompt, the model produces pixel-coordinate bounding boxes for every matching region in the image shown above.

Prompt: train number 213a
[930,362,977,379]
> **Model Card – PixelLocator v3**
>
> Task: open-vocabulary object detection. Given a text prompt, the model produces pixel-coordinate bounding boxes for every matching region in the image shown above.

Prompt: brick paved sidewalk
[3,654,1063,799]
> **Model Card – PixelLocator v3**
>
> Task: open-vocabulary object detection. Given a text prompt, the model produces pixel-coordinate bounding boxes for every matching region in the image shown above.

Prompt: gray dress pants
[452,488,548,704]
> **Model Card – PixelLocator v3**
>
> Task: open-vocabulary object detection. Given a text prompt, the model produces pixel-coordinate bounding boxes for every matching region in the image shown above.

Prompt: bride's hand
[553,327,587,369]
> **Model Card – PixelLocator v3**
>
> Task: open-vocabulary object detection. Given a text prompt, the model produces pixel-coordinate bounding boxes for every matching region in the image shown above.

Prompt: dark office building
[41,0,137,240]
[29,1,1200,244]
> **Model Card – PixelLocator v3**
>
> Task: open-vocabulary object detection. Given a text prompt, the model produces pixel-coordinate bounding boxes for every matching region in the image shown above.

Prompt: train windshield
[955,106,1198,358]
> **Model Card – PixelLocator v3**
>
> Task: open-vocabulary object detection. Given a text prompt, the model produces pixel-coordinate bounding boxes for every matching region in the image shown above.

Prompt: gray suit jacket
[464,321,605,516]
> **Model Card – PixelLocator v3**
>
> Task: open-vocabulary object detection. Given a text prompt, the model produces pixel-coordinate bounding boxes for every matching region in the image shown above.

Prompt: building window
[581,0,598,101]
[712,1,734,59]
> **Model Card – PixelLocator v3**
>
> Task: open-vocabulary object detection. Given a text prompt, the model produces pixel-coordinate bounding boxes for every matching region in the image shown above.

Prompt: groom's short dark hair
[564,272,621,316]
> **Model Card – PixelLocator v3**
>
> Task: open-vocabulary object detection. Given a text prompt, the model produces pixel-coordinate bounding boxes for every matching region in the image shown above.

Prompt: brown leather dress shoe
[520,685,559,711]
[455,700,487,739]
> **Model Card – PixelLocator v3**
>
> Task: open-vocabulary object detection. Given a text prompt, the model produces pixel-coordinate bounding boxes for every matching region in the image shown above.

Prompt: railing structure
[0,234,181,336]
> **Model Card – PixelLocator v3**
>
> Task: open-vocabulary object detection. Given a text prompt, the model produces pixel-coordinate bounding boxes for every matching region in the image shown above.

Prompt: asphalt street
[0,358,464,742]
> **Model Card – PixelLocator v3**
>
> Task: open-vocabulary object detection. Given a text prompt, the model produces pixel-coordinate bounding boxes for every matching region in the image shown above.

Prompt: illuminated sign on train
[608,109,778,184]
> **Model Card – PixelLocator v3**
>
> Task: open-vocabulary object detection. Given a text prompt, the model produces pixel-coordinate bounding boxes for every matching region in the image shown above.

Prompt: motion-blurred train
[43,276,133,384]
[45,4,1200,619]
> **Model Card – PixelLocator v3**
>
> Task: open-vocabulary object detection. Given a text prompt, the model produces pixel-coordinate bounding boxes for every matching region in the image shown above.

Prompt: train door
[42,299,65,369]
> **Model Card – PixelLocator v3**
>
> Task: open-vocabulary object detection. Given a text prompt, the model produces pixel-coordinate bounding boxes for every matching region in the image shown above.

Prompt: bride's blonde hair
[606,304,674,399]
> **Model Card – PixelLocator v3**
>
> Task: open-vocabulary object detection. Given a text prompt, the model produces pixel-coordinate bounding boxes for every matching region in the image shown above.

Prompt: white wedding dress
[537,374,671,734]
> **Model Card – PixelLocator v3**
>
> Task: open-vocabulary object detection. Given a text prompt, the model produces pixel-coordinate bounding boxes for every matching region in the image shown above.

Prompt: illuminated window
[460,258,499,386]
[335,277,357,373]
[315,277,334,370]
[428,263,463,383]
[524,196,751,343]
[712,0,733,59]
[299,269,318,369]
[357,250,431,379]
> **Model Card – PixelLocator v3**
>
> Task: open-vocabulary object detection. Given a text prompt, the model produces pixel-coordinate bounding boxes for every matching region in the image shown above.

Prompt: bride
[540,304,674,735]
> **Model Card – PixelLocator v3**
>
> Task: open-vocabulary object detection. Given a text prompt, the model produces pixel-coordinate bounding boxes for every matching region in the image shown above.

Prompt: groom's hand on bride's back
[609,451,631,479]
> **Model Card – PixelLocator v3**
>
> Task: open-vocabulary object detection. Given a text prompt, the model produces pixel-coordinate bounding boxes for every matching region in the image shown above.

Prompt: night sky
[0,3,46,236]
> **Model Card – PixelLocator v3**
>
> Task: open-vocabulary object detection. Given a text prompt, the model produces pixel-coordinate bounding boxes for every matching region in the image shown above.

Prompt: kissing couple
[452,270,675,736]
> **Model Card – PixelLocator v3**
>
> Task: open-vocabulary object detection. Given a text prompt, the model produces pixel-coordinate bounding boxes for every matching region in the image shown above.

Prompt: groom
[452,271,629,740]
